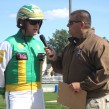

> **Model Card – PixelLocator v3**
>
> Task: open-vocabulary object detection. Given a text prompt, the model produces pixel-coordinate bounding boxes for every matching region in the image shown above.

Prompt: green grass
[0,95,6,109]
[44,92,57,101]
[0,92,68,109]
[44,92,68,109]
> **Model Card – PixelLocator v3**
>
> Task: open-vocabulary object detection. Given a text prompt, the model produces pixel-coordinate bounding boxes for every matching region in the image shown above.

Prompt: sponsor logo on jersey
[16,52,28,60]
[18,43,24,49]
[36,44,41,50]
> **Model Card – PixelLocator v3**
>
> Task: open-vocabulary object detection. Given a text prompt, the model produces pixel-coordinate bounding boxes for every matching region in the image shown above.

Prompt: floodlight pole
[69,0,72,37]
[69,0,72,17]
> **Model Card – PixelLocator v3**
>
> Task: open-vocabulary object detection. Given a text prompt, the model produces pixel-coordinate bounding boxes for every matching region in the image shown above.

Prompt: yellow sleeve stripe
[0,50,5,64]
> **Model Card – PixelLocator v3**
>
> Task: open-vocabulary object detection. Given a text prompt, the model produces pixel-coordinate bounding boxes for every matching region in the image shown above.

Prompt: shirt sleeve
[81,40,109,91]
[51,56,63,74]
[0,41,12,94]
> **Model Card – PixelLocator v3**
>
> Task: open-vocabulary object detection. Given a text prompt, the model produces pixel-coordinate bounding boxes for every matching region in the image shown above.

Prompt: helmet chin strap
[21,27,27,44]
[38,30,40,34]
[38,20,43,34]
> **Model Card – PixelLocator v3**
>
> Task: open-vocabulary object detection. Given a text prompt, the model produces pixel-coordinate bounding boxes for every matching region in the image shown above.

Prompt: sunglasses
[68,20,81,25]
[27,20,42,25]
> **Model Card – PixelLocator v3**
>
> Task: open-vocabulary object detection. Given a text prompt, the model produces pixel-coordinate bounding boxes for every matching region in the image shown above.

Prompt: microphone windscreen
[40,34,48,47]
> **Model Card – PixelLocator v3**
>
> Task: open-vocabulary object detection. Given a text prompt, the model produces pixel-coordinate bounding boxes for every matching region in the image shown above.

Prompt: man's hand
[44,47,57,61]
[69,82,81,93]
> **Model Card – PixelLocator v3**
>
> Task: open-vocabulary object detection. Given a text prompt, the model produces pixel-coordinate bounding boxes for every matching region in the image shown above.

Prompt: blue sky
[0,0,109,41]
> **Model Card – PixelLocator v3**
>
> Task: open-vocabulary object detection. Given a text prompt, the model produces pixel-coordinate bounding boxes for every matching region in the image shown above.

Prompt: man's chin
[33,32,38,35]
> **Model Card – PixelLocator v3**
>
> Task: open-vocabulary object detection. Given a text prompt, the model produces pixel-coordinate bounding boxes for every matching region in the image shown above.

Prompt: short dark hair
[71,10,91,28]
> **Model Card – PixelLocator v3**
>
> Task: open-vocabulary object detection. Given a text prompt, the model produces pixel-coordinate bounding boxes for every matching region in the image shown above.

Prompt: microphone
[39,34,48,47]
[40,34,54,57]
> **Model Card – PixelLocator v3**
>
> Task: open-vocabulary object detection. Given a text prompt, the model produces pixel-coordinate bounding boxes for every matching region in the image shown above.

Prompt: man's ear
[81,21,85,28]
[17,19,26,29]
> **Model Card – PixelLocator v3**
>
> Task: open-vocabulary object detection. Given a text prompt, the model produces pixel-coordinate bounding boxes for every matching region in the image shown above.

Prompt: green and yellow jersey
[0,30,46,94]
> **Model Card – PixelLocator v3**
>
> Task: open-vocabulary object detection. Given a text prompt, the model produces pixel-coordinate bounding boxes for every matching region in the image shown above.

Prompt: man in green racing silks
[0,4,46,109]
